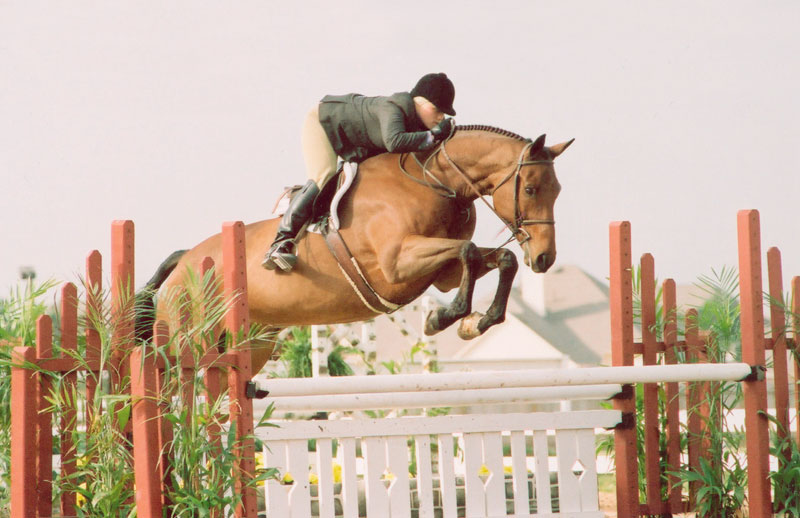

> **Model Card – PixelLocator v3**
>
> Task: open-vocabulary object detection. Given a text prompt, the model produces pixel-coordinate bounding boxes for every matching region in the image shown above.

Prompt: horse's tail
[134,249,188,343]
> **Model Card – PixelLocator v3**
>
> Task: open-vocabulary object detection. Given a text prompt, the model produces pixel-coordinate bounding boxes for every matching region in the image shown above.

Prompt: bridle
[399,132,555,246]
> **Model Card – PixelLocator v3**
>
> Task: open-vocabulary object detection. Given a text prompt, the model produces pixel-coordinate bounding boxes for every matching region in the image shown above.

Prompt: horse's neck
[438,135,521,198]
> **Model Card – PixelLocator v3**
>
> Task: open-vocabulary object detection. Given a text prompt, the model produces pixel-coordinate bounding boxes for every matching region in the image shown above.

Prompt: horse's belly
[246,270,381,327]
[160,218,434,330]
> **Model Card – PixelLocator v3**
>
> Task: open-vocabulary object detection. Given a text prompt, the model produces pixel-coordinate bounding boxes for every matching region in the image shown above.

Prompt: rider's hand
[430,118,453,142]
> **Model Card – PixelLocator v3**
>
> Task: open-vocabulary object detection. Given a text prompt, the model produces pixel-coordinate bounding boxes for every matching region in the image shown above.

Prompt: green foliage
[278,326,313,378]
[274,325,365,378]
[0,278,59,511]
[0,267,278,516]
[0,278,59,345]
[766,413,800,516]
[139,267,278,516]
[327,345,355,377]
[678,455,746,517]
[677,268,750,516]
[605,266,755,516]
[693,266,741,361]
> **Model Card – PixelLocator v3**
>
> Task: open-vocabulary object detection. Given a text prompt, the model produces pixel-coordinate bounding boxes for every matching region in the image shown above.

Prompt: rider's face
[415,98,446,129]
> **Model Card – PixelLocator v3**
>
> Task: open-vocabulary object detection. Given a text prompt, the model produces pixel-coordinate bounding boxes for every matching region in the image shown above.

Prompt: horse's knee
[461,241,482,268]
[496,248,518,273]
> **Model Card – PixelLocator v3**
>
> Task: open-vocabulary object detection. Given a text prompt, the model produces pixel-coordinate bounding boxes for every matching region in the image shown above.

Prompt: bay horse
[150,126,573,375]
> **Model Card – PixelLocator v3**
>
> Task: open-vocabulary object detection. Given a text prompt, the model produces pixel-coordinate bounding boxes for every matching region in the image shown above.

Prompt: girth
[320,220,402,315]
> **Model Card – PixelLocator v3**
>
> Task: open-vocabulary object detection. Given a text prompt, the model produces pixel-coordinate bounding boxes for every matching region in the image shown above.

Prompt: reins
[398,151,457,198]
[399,128,555,246]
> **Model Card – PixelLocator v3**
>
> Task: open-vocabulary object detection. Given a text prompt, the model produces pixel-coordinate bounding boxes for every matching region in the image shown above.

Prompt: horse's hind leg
[249,327,284,376]
[457,248,518,339]
[423,241,483,336]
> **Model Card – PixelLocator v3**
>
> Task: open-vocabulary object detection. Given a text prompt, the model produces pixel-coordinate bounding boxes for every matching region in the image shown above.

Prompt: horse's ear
[549,138,575,159]
[529,134,546,157]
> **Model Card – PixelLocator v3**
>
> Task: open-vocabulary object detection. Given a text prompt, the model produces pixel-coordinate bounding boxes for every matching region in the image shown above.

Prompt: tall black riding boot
[261,180,320,272]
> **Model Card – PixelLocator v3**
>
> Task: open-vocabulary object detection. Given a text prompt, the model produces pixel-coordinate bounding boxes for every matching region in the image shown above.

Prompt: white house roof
[450,311,565,361]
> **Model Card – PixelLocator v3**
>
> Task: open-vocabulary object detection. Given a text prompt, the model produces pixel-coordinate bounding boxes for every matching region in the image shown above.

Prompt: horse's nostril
[535,253,549,272]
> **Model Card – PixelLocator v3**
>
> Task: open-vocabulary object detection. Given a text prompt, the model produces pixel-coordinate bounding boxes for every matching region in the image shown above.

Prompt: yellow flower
[252,453,267,487]
[281,472,294,485]
[381,470,395,481]
[75,482,87,507]
[309,472,319,484]
[503,465,513,474]
[332,463,342,483]
[478,464,490,476]
[76,455,90,469]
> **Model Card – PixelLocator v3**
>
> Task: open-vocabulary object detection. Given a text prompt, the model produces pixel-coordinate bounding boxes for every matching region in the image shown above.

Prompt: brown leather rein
[400,134,554,246]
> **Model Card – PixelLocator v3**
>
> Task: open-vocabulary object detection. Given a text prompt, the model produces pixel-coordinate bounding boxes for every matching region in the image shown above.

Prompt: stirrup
[261,241,298,272]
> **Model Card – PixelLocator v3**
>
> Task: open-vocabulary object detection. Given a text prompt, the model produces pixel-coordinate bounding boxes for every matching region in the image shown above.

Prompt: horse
[147,126,573,375]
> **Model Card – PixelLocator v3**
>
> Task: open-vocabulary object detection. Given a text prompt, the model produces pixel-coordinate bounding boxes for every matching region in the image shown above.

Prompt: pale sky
[2,1,799,300]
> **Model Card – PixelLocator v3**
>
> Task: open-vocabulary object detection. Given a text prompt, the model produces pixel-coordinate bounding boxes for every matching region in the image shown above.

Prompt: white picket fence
[255,370,631,518]
[255,363,755,517]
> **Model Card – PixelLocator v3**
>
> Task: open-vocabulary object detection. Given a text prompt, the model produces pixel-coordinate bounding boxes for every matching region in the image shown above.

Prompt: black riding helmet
[410,73,456,116]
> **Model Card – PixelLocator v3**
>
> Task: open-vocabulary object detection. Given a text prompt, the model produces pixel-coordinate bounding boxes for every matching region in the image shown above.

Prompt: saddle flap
[328,162,357,230]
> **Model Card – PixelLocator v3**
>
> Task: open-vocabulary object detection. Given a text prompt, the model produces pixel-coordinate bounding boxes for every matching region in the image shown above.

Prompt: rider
[262,72,457,272]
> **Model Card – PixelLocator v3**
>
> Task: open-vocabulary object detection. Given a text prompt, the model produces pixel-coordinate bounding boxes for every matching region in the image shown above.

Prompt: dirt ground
[599,490,617,517]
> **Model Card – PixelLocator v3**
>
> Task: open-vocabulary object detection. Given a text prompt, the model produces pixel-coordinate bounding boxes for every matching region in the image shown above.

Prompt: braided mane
[454,124,528,142]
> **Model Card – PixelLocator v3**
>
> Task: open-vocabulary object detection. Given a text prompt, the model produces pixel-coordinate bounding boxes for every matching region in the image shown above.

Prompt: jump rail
[256,362,763,518]
[262,363,753,397]
[266,384,624,412]
[259,375,624,518]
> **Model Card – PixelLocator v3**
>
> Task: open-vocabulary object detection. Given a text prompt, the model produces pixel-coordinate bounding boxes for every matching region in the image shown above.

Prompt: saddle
[273,163,401,314]
[272,161,350,230]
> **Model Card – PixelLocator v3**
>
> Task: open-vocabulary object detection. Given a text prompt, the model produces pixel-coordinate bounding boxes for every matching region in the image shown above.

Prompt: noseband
[438,138,555,245]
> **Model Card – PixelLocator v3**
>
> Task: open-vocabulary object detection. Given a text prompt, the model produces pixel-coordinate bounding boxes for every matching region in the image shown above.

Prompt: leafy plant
[602,266,755,517]
[693,266,741,361]
[767,413,800,516]
[0,278,59,512]
[275,325,366,378]
[1,266,279,517]
[278,326,313,378]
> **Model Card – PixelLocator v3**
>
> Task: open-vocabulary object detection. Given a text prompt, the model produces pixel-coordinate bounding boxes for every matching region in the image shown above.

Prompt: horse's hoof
[424,310,444,336]
[457,312,485,340]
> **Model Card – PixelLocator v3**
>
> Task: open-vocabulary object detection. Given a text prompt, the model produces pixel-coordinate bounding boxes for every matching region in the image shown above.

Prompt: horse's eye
[525,186,536,197]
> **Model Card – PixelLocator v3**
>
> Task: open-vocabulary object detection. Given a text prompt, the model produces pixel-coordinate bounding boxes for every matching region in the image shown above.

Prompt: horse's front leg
[456,248,518,339]
[423,240,484,335]
[378,236,483,336]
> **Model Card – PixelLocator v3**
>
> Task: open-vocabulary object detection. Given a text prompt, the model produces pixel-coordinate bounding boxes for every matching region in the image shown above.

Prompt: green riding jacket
[318,92,433,163]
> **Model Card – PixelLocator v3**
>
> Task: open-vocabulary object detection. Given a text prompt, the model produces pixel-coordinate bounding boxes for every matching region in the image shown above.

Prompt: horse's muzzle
[525,252,554,273]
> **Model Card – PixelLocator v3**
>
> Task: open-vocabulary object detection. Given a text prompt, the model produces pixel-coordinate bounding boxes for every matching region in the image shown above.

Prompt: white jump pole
[268,384,624,412]
[262,363,754,397]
